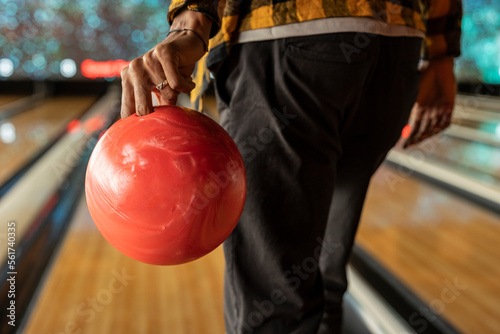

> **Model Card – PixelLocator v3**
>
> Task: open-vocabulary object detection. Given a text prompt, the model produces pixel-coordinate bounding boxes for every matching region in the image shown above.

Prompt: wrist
[418,56,454,72]
[171,9,212,46]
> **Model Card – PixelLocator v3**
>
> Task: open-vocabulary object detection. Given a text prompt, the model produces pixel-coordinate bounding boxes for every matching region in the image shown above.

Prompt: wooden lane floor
[23,195,226,334]
[24,158,499,333]
[0,96,97,185]
[398,133,500,184]
[418,135,500,180]
[356,163,500,334]
[0,95,25,107]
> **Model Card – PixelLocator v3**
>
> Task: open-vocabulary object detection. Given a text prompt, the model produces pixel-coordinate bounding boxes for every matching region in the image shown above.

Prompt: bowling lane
[455,94,500,116]
[394,134,500,189]
[22,195,226,334]
[356,163,500,334]
[0,96,97,186]
[0,95,26,107]
[452,118,500,133]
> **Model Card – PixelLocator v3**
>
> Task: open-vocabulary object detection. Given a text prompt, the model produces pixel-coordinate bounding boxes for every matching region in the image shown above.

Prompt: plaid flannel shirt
[167,0,462,107]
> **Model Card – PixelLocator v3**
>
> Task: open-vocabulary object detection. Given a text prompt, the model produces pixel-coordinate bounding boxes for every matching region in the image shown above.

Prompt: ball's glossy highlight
[85,105,246,265]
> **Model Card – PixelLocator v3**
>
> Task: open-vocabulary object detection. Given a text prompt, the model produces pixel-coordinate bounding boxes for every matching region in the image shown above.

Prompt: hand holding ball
[85,106,246,265]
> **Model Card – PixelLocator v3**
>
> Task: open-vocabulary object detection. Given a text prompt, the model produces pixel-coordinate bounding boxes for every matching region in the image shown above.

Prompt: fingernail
[137,105,145,116]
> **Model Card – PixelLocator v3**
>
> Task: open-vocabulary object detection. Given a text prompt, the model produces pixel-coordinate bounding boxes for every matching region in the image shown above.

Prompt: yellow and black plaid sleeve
[423,0,462,59]
[168,0,226,38]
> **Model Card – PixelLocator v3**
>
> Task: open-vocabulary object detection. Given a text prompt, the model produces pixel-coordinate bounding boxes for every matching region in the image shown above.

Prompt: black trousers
[214,32,422,334]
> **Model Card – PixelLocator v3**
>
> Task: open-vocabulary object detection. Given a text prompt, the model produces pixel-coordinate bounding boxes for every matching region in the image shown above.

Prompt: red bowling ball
[85,105,246,265]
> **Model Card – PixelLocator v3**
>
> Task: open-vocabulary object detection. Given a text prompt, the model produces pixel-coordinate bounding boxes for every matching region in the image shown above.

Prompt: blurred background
[0,0,499,333]
[0,0,498,84]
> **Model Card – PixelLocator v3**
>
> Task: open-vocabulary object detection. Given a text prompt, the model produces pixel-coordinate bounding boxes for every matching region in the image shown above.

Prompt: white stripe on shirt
[236,17,425,44]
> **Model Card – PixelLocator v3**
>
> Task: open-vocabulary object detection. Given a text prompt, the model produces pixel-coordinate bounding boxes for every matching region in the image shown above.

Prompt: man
[121,1,462,333]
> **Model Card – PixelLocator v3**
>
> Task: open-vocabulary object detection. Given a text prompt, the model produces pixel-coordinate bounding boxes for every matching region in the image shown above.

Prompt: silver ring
[156,80,168,91]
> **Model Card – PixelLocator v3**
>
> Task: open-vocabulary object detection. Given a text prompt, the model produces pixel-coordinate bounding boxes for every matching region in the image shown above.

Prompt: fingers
[146,51,183,106]
[404,104,424,148]
[403,104,453,149]
[120,67,136,119]
[403,56,457,149]
[120,30,208,119]
[121,57,156,119]
[404,104,435,148]
[154,88,181,106]
[134,85,152,117]
[438,108,453,130]
[120,48,194,119]
[157,54,196,94]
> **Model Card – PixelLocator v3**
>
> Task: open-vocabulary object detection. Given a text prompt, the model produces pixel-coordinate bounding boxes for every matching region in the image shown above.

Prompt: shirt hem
[235,17,425,44]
